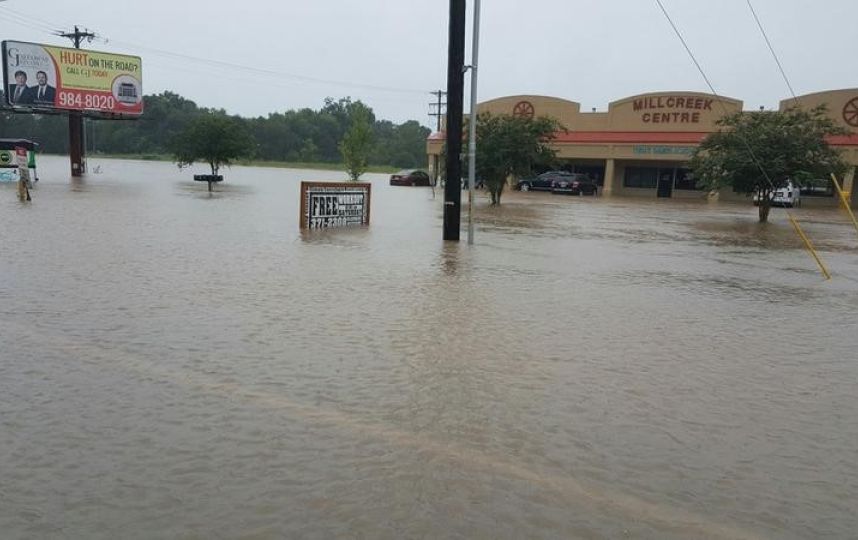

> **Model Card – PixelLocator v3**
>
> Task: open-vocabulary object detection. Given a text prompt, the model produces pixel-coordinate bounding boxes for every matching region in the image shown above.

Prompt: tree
[472,113,562,205]
[690,106,848,222]
[339,102,374,182]
[170,113,252,176]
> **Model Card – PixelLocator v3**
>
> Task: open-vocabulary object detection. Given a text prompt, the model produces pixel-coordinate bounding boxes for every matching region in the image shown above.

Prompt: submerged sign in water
[2,40,143,116]
[300,182,372,229]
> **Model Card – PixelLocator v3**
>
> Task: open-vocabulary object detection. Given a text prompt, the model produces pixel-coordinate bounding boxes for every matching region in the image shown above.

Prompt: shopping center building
[426,89,858,205]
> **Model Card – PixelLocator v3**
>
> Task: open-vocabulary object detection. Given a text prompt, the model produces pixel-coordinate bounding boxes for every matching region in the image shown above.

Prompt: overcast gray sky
[1,0,855,127]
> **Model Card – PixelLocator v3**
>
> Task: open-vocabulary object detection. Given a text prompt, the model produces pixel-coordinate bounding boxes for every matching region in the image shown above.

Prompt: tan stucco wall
[473,91,742,132]
[428,91,742,156]
[607,92,742,132]
[476,95,581,128]
[428,89,858,203]
[779,88,858,132]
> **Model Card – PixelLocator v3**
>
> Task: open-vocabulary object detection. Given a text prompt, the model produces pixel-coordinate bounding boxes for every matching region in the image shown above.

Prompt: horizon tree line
[0,92,431,170]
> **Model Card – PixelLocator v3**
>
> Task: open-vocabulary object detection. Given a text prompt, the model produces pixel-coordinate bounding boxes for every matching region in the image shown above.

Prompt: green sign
[0,150,12,165]
[633,145,694,156]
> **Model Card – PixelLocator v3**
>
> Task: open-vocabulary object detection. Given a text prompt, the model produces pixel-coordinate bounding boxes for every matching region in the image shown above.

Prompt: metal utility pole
[429,90,447,132]
[466,0,481,245]
[56,26,95,177]
[443,0,466,242]
[429,90,447,187]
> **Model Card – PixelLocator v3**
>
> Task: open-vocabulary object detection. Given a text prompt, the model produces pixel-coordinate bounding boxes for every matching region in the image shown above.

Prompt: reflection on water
[1,156,857,539]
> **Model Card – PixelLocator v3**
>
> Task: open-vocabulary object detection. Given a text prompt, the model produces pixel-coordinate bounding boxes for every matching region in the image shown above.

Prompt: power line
[653,0,778,192]
[0,7,430,97]
[0,11,57,34]
[652,0,723,104]
[2,6,65,30]
[99,37,429,96]
[136,54,426,109]
[654,0,831,277]
[745,0,799,105]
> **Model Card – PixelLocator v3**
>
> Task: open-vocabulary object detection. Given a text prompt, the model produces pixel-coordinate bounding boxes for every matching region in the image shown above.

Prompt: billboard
[300,182,372,229]
[2,40,142,116]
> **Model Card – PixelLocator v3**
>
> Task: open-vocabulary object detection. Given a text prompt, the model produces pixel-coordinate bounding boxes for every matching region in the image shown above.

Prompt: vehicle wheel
[520,183,530,192]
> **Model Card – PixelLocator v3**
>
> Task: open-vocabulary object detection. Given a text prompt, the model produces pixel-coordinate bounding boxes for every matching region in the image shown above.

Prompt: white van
[772,182,801,207]
[753,181,801,208]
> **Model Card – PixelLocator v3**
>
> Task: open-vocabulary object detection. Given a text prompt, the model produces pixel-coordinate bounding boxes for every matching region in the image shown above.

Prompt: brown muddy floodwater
[1,156,857,539]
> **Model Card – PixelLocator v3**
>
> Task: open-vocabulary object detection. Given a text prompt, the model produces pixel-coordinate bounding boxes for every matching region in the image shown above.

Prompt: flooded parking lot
[2,156,857,539]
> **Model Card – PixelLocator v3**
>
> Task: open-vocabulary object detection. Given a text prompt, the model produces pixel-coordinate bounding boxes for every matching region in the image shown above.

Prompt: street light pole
[466,0,481,245]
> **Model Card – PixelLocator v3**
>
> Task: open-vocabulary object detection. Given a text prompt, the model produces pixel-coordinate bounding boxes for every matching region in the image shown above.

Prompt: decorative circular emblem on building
[512,100,535,120]
[842,97,858,127]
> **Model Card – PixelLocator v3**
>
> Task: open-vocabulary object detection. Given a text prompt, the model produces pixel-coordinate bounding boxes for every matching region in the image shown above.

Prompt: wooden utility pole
[429,90,447,132]
[56,26,95,177]
[443,0,466,242]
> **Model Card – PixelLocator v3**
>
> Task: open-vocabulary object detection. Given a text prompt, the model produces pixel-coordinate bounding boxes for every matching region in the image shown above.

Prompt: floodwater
[2,156,857,540]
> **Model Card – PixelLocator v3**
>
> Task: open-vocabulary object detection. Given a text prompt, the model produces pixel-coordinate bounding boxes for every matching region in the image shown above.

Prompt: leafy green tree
[472,113,562,205]
[690,106,848,222]
[339,103,374,181]
[170,113,252,176]
[390,120,432,168]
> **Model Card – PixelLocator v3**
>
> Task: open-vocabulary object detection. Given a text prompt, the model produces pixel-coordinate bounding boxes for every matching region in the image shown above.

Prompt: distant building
[426,89,858,206]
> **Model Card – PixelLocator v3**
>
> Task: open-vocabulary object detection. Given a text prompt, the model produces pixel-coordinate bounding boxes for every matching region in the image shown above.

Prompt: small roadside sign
[300,182,371,229]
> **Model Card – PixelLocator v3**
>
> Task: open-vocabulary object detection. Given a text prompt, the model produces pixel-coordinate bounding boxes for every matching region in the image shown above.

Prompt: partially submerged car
[516,171,568,191]
[550,173,598,196]
[390,170,432,187]
[516,171,597,193]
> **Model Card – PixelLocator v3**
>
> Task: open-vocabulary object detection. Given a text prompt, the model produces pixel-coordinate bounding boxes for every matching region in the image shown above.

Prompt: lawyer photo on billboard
[2,40,143,116]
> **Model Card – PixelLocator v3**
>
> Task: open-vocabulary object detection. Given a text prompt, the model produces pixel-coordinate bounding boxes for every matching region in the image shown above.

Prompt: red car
[390,170,432,186]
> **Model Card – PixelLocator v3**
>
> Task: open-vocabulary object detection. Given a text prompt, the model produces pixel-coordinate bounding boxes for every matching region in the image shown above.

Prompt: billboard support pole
[58,26,95,177]
[69,113,85,177]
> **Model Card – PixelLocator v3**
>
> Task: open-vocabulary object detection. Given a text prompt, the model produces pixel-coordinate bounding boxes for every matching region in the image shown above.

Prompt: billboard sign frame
[2,40,143,118]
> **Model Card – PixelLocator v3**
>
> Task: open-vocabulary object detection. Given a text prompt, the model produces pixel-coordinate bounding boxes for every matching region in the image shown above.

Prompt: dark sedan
[516,171,586,192]
[551,173,598,195]
[390,170,432,187]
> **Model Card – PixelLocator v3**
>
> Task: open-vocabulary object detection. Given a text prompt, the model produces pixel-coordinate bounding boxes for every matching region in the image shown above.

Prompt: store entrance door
[657,170,673,198]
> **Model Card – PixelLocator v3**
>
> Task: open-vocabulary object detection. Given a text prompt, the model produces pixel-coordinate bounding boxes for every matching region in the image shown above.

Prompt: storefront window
[624,167,658,189]
[674,168,701,190]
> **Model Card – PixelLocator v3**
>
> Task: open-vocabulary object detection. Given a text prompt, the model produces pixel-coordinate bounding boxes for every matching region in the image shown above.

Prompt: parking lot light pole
[466,0,481,245]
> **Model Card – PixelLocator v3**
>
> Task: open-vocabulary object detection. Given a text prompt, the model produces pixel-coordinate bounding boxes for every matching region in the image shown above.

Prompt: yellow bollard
[830,174,858,237]
[787,213,831,280]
